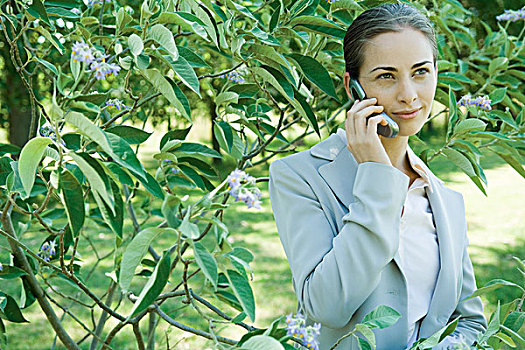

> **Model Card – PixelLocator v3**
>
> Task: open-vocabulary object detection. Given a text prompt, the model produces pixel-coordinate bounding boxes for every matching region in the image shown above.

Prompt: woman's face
[344,27,438,137]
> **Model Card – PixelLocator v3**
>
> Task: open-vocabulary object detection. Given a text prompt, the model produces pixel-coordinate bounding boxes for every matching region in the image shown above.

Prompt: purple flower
[285,313,320,350]
[219,71,245,84]
[106,98,131,111]
[0,262,3,272]
[38,240,57,262]
[71,41,95,65]
[91,61,121,80]
[496,7,525,22]
[226,169,262,209]
[457,95,492,111]
[87,0,105,6]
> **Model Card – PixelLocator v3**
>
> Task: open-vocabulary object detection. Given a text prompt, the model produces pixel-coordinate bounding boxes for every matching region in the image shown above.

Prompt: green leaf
[213,121,233,153]
[453,119,486,135]
[35,58,58,76]
[240,335,284,350]
[148,24,178,60]
[289,16,345,38]
[160,127,192,150]
[467,279,525,300]
[252,66,294,101]
[446,87,458,140]
[27,0,51,26]
[0,292,28,323]
[46,6,79,18]
[493,332,516,347]
[191,241,218,289]
[179,164,206,190]
[179,210,200,239]
[168,78,192,119]
[161,194,181,229]
[225,269,255,322]
[174,142,222,158]
[489,87,507,105]
[0,266,27,279]
[105,132,147,181]
[163,55,200,97]
[418,317,460,348]
[18,137,53,199]
[504,312,525,333]
[139,171,165,199]
[67,111,115,156]
[59,169,85,237]
[140,69,190,121]
[178,46,210,68]
[0,143,21,156]
[0,318,6,349]
[295,90,320,138]
[106,126,152,144]
[128,250,171,318]
[35,26,64,54]
[491,150,525,180]
[119,227,177,292]
[362,305,401,329]
[68,152,115,214]
[438,72,475,85]
[93,178,124,237]
[288,53,339,100]
[442,147,476,177]
[480,302,501,342]
[489,57,508,75]
[135,53,150,69]
[216,92,239,106]
[357,337,372,350]
[128,34,144,56]
[355,324,376,348]
[106,163,134,187]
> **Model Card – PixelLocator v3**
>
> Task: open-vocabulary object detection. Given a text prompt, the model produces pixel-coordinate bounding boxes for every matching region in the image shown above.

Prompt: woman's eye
[415,68,430,75]
[377,73,394,80]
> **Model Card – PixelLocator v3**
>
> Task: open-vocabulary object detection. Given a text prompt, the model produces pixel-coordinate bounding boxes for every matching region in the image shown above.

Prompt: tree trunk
[1,27,31,147]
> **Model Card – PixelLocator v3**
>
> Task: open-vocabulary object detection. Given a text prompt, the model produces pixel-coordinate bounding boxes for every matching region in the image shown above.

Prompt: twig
[154,306,237,346]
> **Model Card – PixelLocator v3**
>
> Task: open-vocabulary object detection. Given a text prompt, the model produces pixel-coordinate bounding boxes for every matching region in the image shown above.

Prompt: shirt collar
[335,128,442,193]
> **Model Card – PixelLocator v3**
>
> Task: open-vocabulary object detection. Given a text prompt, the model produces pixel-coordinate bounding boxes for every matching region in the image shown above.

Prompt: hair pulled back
[343,3,437,79]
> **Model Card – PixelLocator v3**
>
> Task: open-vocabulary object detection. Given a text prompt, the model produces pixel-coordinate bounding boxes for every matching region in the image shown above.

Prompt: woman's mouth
[393,107,422,119]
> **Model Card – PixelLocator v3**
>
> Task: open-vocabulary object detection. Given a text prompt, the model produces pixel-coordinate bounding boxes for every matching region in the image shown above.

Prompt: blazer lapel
[419,180,458,336]
[316,145,358,208]
[313,133,407,276]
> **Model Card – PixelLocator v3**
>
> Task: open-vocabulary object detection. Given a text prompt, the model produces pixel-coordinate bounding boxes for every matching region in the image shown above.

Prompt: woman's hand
[345,98,392,165]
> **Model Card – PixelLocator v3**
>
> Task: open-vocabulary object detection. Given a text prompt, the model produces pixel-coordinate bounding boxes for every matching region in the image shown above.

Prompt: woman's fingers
[366,115,387,137]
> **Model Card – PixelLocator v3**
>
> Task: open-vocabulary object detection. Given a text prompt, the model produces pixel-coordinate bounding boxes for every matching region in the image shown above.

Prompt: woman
[268,3,487,350]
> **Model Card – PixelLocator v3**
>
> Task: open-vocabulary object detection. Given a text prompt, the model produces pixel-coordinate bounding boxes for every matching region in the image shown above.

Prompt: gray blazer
[268,132,487,349]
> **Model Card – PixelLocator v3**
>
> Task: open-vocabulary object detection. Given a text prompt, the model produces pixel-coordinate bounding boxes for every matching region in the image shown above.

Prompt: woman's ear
[343,72,353,100]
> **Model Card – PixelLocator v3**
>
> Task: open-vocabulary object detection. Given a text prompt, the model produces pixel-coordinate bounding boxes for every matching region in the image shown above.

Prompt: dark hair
[343,3,437,79]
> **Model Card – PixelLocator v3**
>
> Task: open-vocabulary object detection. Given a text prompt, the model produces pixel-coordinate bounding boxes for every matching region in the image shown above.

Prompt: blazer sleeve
[269,159,410,328]
[433,242,487,349]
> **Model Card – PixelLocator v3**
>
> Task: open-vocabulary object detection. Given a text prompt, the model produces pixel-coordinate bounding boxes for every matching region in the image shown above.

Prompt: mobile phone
[349,79,399,138]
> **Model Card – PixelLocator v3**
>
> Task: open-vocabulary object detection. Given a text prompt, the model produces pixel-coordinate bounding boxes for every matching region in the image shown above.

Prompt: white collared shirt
[337,129,440,348]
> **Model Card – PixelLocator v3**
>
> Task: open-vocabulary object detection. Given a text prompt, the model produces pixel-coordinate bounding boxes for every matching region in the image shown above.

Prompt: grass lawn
[1,120,524,349]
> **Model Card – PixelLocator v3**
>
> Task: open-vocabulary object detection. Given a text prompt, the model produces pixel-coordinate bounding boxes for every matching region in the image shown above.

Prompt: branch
[1,202,80,350]
[154,305,237,346]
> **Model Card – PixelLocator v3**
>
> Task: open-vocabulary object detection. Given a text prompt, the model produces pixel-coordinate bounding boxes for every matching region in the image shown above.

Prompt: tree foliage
[0,0,523,348]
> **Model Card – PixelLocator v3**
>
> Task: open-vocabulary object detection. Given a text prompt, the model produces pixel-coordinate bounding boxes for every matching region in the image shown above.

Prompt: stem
[329,330,357,350]
[154,306,237,346]
[146,313,157,350]
[89,281,117,350]
[1,202,80,350]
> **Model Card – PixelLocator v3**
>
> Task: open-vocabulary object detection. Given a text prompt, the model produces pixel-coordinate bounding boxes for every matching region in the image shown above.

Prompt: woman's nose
[397,79,417,104]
